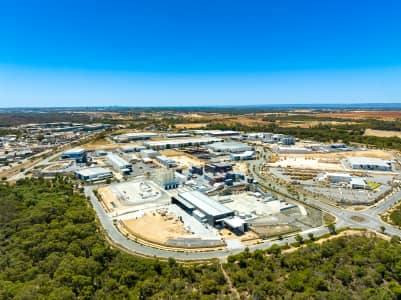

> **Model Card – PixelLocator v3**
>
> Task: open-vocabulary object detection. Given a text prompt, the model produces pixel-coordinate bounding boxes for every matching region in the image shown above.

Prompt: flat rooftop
[62,147,86,155]
[346,157,391,166]
[144,137,222,147]
[107,153,130,167]
[76,167,111,177]
[178,190,233,217]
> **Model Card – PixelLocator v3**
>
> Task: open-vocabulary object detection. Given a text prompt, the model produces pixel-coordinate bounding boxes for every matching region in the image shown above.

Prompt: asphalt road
[65,144,401,260]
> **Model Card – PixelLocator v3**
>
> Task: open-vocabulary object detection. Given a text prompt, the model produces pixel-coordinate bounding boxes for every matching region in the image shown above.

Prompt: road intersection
[83,150,401,260]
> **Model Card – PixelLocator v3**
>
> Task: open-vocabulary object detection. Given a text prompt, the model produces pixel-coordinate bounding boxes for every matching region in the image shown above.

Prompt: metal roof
[178,190,233,217]
[346,157,391,167]
[75,167,112,177]
[144,137,222,147]
[107,153,130,168]
[223,217,246,228]
[62,147,86,155]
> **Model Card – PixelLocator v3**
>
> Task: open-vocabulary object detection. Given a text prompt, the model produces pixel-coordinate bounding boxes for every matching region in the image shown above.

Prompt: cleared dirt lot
[175,123,208,129]
[121,212,192,244]
[280,121,355,128]
[97,186,121,212]
[364,129,401,138]
[278,149,393,159]
[314,111,401,121]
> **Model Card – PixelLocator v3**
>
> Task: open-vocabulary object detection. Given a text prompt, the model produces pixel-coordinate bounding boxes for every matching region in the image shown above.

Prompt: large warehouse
[344,157,392,171]
[143,137,222,150]
[107,153,132,174]
[113,132,158,142]
[75,167,113,182]
[61,147,87,162]
[173,190,235,226]
[207,141,253,153]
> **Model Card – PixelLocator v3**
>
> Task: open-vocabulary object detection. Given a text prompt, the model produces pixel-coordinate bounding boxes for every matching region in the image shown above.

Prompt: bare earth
[364,129,401,138]
[122,212,192,244]
[278,149,393,159]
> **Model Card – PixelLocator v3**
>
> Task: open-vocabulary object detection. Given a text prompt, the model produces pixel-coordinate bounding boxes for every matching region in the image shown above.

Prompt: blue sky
[1,0,401,107]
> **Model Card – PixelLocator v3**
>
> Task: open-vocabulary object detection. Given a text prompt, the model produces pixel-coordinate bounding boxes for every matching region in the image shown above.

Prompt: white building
[344,157,392,171]
[350,177,367,189]
[318,172,352,183]
[208,141,252,153]
[113,132,158,143]
[140,149,159,158]
[75,167,113,182]
[143,137,222,150]
[156,155,177,168]
[107,153,132,174]
[230,151,255,160]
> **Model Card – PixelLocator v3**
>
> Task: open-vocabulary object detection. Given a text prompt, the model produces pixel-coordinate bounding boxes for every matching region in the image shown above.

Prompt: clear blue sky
[1,0,401,107]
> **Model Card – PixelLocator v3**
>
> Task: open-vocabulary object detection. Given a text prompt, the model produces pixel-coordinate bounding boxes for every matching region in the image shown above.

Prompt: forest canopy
[1,178,401,299]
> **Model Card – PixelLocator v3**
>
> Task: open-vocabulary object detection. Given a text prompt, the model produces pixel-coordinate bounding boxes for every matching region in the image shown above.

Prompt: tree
[327,223,336,235]
[380,226,386,234]
[308,233,315,241]
[295,234,304,244]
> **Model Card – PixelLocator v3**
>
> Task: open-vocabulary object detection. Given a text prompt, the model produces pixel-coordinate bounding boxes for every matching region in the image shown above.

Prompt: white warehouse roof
[178,190,233,217]
[75,167,111,177]
[346,157,391,167]
[62,147,86,155]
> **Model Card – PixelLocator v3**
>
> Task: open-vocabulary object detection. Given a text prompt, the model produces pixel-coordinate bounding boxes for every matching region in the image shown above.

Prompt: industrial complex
[18,127,400,254]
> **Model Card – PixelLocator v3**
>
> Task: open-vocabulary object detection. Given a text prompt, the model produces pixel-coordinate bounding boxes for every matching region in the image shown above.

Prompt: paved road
[78,144,401,260]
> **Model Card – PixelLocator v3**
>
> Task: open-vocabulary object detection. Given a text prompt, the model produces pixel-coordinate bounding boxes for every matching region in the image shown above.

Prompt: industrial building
[143,137,222,150]
[165,133,191,138]
[350,177,367,189]
[276,146,312,154]
[317,172,352,183]
[107,153,132,174]
[75,167,113,182]
[61,147,87,162]
[317,172,367,189]
[153,169,179,189]
[344,157,392,171]
[205,163,233,173]
[230,151,255,160]
[156,155,177,168]
[173,190,235,226]
[120,145,146,153]
[113,132,158,143]
[264,134,295,145]
[206,130,240,137]
[140,149,159,158]
[207,141,252,153]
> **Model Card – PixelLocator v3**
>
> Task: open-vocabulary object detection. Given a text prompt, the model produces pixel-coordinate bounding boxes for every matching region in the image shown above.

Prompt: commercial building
[264,134,295,145]
[230,151,255,161]
[317,172,367,189]
[276,146,312,154]
[143,137,222,150]
[350,177,367,189]
[205,163,233,173]
[165,133,191,138]
[153,169,179,189]
[318,172,352,183]
[140,149,159,158]
[113,132,158,143]
[206,130,240,137]
[107,153,132,174]
[156,155,177,168]
[61,147,87,162]
[344,157,392,171]
[173,190,235,226]
[120,145,146,153]
[207,141,252,153]
[75,167,113,182]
